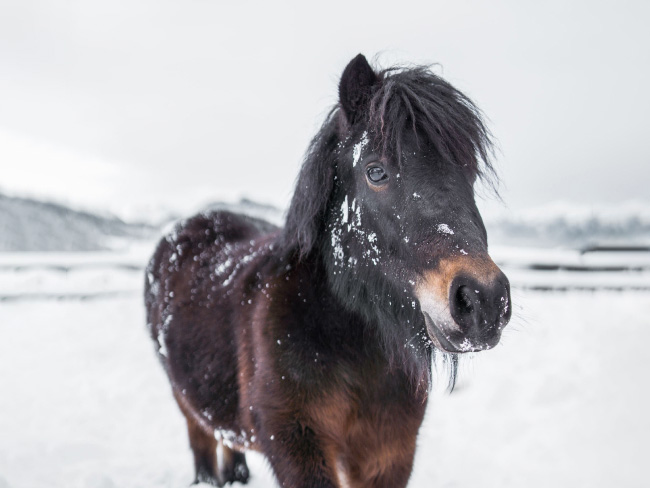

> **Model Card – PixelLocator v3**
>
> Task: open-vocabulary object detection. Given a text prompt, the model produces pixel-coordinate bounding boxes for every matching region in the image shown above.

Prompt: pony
[145,54,511,487]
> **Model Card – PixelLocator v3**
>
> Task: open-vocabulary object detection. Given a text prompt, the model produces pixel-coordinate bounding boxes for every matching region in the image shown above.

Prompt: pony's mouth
[422,312,495,354]
[415,259,511,354]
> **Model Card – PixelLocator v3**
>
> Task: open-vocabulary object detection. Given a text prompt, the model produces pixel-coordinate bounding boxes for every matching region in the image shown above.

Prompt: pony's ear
[339,54,378,125]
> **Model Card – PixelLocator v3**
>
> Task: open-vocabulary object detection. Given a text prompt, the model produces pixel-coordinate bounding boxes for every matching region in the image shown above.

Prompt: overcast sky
[1,0,648,219]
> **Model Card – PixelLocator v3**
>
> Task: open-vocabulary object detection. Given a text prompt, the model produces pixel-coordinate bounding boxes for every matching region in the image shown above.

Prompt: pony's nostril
[449,282,481,332]
[449,274,510,335]
[455,286,474,316]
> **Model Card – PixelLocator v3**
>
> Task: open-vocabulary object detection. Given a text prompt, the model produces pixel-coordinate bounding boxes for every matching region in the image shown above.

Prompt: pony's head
[284,54,511,381]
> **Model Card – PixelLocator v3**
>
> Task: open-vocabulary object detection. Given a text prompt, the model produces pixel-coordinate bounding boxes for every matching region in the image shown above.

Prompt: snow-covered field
[1,258,649,487]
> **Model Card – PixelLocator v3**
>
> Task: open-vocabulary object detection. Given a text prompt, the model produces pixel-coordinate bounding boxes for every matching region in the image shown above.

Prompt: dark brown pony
[145,54,511,487]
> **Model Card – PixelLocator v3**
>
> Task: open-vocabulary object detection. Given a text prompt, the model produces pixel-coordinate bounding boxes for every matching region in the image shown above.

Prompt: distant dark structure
[145,54,511,487]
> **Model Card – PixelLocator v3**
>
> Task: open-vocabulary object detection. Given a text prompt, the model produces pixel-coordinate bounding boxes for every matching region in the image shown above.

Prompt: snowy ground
[1,268,649,487]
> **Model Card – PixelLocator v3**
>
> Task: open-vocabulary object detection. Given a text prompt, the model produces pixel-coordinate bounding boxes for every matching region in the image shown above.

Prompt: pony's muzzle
[448,272,511,345]
[415,256,511,353]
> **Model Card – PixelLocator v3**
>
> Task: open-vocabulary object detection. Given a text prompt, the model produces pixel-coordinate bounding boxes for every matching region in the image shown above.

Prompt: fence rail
[1,245,649,300]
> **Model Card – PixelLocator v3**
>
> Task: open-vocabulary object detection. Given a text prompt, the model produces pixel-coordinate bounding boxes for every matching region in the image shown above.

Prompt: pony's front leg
[344,440,417,488]
[359,463,414,488]
[259,422,338,488]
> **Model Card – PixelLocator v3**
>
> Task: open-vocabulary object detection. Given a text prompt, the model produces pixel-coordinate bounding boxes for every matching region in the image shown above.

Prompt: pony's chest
[311,380,427,487]
[304,362,426,433]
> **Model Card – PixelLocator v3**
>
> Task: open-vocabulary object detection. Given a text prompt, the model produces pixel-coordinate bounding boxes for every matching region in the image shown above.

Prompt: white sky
[1,0,649,219]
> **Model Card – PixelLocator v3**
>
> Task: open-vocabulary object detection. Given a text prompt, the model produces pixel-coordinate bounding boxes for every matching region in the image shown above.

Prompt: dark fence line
[1,246,649,300]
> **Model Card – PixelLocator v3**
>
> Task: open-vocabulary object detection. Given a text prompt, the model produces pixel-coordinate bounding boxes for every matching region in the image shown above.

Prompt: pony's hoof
[221,462,250,485]
[233,462,250,483]
[192,472,223,487]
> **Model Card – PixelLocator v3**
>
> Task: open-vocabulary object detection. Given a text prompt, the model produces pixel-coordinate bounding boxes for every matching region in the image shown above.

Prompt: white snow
[352,131,369,167]
[215,257,233,276]
[341,195,349,224]
[157,329,168,357]
[0,289,648,487]
[1,244,650,487]
[437,223,454,235]
[364,232,381,265]
[330,226,344,265]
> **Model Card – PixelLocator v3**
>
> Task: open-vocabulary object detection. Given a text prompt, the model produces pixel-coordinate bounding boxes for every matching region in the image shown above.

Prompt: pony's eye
[366,165,388,184]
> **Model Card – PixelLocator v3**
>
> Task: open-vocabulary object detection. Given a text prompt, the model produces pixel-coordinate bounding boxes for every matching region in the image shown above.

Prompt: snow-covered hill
[0,193,157,252]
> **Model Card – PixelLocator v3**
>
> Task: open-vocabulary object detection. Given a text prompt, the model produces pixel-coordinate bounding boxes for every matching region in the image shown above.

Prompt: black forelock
[368,66,497,189]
